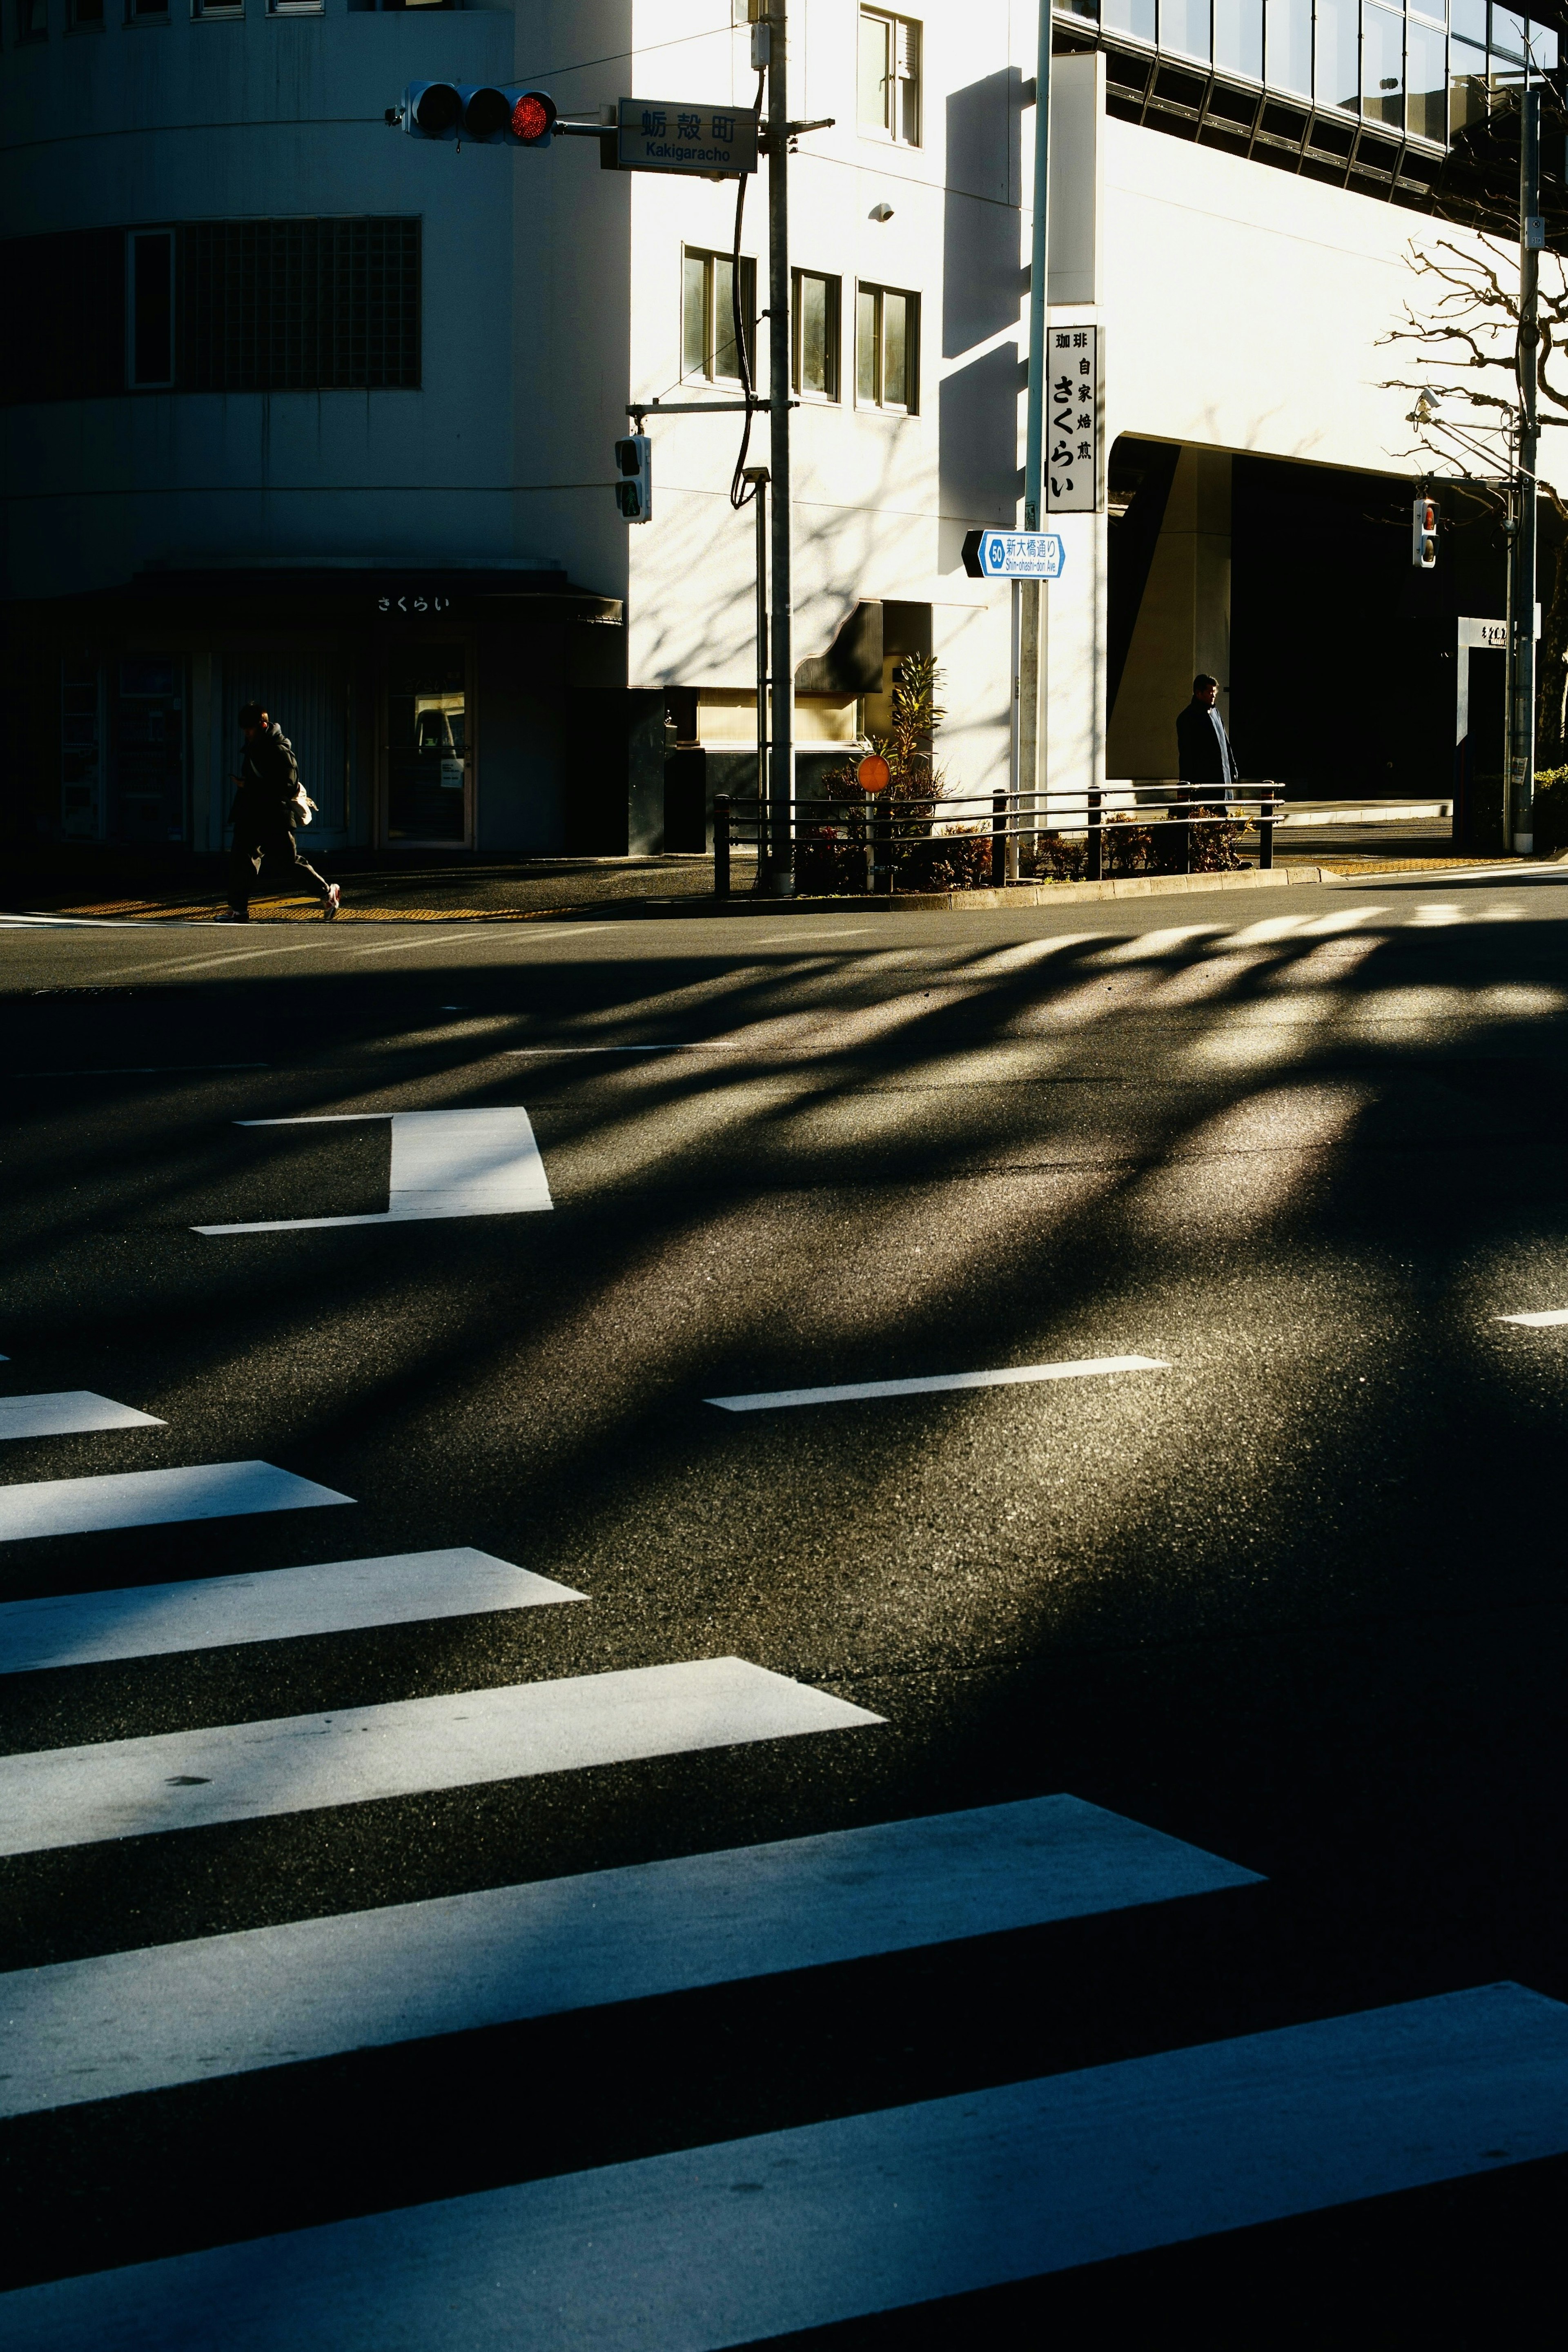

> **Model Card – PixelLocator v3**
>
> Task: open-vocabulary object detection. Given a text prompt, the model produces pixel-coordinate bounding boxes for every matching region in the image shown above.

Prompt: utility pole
[1511,76,1542,853]
[1017,0,1053,870]
[764,0,795,895]
[742,464,770,815]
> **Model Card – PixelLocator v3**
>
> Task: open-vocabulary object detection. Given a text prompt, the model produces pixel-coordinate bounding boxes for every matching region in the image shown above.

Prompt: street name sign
[617,99,757,174]
[961,530,1065,581]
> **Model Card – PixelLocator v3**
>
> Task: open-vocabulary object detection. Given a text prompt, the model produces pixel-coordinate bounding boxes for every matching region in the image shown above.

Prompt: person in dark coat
[1175,674,1238,799]
[217,702,340,922]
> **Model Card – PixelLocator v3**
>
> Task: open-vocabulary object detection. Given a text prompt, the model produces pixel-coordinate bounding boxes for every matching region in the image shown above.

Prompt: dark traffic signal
[1412,493,1439,570]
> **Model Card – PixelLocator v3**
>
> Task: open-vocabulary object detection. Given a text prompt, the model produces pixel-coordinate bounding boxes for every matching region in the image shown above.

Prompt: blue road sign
[961,530,1065,581]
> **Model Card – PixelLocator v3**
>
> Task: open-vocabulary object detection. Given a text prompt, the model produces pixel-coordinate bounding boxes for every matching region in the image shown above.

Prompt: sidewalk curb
[682,866,1330,917]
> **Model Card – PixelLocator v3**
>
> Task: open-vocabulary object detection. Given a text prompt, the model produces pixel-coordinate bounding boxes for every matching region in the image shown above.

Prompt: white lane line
[1222,915,1310,945]
[708,1355,1168,1413]
[350,931,486,956]
[0,1394,164,1444]
[504,1045,745,1056]
[14,1064,272,1079]
[99,938,337,980]
[195,1107,552,1233]
[0,1795,1258,2119]
[1498,1308,1568,1326]
[0,1462,352,1546]
[12,1982,1564,2351]
[0,1548,584,1676]
[0,1658,880,1857]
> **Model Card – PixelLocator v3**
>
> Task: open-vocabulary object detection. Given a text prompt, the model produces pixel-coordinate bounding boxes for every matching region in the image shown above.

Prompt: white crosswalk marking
[708,1356,1167,1412]
[0,1461,352,1544]
[9,1984,1565,2350]
[0,1393,163,1442]
[0,1549,584,1675]
[1498,1307,1568,1327]
[0,1659,882,1856]
[194,1107,553,1234]
[0,1795,1258,2118]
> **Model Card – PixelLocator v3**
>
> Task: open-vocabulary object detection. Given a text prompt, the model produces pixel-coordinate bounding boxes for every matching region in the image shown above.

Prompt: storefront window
[387,648,468,843]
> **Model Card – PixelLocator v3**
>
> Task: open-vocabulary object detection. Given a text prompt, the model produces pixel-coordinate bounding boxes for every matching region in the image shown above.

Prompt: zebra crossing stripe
[0,1795,1258,2118]
[0,1394,165,1443]
[0,1462,352,1545]
[0,1658,881,1857]
[6,1982,1564,2350]
[0,1549,585,1676]
[194,1108,553,1233]
[707,1356,1167,1412]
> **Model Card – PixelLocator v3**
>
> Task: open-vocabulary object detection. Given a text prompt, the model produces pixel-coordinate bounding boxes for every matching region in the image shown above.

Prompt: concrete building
[1,0,1557,864]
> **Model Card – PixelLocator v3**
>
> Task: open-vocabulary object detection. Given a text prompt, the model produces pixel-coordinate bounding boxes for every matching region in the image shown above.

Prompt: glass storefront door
[385,646,470,844]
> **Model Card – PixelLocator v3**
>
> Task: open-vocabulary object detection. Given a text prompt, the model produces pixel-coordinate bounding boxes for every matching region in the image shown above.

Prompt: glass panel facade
[1103,0,1158,37]
[1214,0,1263,78]
[1160,0,1212,59]
[1362,2,1404,126]
[1315,0,1361,111]
[1407,19,1448,138]
[1078,0,1558,150]
[1265,0,1313,93]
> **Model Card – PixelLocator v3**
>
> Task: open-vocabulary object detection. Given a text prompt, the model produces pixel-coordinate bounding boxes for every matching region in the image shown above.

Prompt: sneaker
[214,909,249,924]
[322,884,341,922]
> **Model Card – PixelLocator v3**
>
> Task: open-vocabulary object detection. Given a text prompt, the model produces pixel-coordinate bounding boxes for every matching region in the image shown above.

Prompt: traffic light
[1412,493,1439,570]
[615,435,652,523]
[396,83,557,147]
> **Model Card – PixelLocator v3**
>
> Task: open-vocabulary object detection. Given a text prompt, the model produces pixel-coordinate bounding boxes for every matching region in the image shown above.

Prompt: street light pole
[1512,76,1542,853]
[764,0,795,895]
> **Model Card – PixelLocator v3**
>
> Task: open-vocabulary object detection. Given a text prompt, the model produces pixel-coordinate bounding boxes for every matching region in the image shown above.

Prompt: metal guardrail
[711,785,1283,896]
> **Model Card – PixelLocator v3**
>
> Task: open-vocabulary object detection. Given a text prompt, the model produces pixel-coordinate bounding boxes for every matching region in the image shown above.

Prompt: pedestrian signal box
[615,435,653,523]
[1412,494,1439,570]
[395,83,557,147]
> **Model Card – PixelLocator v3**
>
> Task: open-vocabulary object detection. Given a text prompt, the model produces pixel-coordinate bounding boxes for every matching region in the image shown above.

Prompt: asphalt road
[2,870,1567,2346]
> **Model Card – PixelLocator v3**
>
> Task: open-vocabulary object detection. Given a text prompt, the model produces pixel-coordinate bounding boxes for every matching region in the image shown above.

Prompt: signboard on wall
[1046,324,1101,516]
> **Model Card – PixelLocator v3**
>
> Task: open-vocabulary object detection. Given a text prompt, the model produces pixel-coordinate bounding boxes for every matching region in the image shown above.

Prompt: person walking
[1175,674,1238,800]
[216,702,341,923]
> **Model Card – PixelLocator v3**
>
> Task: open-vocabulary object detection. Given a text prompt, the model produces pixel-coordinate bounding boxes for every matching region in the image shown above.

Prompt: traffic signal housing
[615,435,652,523]
[397,83,557,147]
[1412,493,1439,570]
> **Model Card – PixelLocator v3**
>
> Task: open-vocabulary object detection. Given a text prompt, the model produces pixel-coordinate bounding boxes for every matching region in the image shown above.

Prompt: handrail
[710,785,1283,895]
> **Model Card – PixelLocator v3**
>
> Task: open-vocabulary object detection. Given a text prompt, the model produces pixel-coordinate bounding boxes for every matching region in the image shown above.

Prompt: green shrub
[1533,768,1568,852]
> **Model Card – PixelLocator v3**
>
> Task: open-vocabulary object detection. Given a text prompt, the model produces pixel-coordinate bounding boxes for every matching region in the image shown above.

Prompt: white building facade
[1,0,1554,863]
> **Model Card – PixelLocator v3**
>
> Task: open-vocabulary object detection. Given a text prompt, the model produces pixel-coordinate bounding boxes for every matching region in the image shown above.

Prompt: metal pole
[1017,4,1053,867]
[1514,78,1541,853]
[764,0,795,896]
[1503,449,1518,855]
[742,462,770,865]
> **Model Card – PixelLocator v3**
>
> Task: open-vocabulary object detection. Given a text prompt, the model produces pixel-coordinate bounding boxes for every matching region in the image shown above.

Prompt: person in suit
[1175,674,1238,796]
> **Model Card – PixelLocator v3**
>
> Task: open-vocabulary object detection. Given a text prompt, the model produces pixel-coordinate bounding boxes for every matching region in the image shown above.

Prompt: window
[1161,0,1211,62]
[855,283,917,412]
[1407,20,1448,138]
[193,0,244,16]
[1213,0,1262,78]
[858,10,921,145]
[69,0,105,23]
[1264,0,1312,92]
[1362,2,1404,127]
[1449,0,1485,37]
[682,249,756,385]
[792,271,840,401]
[1314,0,1360,113]
[128,231,175,390]
[1103,0,1157,39]
[17,0,48,36]
[126,0,168,19]
[1448,33,1489,130]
